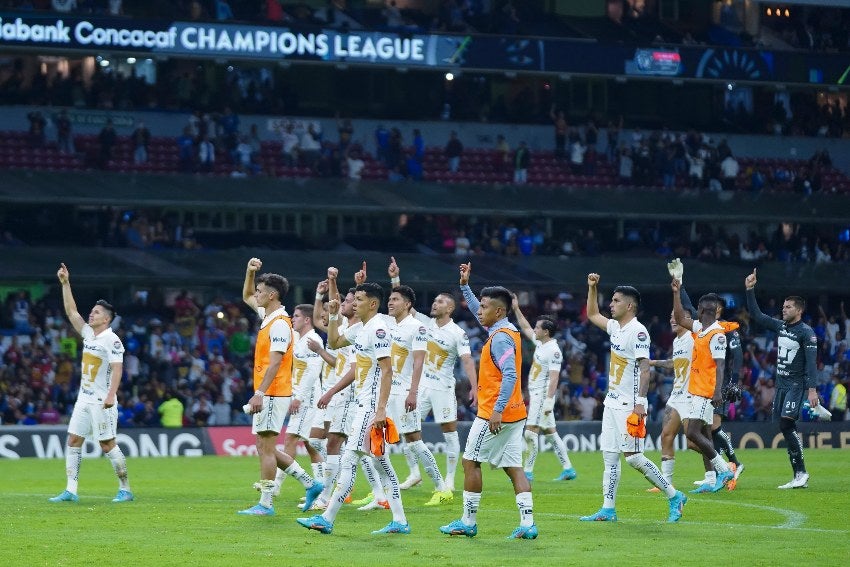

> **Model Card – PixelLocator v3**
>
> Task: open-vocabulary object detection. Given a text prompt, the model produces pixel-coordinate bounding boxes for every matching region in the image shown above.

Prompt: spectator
[618,147,633,185]
[550,105,567,160]
[279,123,299,166]
[383,0,404,28]
[374,124,390,165]
[569,136,586,175]
[158,391,184,427]
[209,394,232,425]
[495,134,510,173]
[177,126,195,172]
[27,110,47,148]
[513,140,529,184]
[720,153,739,191]
[198,134,216,173]
[412,129,425,163]
[830,372,846,421]
[97,118,117,168]
[55,109,73,154]
[445,130,463,172]
[346,147,366,181]
[404,149,422,181]
[107,0,123,16]
[299,123,322,168]
[131,121,151,165]
[215,0,234,20]
[52,0,77,13]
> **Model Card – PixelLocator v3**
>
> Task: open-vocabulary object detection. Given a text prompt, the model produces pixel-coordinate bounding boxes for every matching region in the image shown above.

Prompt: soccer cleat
[778,472,809,489]
[112,489,134,503]
[507,524,539,539]
[524,471,534,482]
[371,520,411,535]
[424,490,454,507]
[726,462,738,490]
[690,483,713,494]
[48,490,79,503]
[554,468,577,481]
[358,498,390,511]
[399,475,422,490]
[237,503,274,516]
[350,492,374,507]
[439,519,478,537]
[712,470,735,492]
[579,508,617,522]
[667,491,687,523]
[646,487,662,493]
[298,497,327,511]
[301,482,325,512]
[297,514,333,534]
[733,462,745,481]
[344,493,353,504]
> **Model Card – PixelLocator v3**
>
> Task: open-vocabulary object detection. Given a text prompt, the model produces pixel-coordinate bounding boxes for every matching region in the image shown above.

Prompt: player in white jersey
[580,273,687,523]
[49,263,132,504]
[390,258,477,492]
[273,304,326,496]
[384,281,453,506]
[298,280,410,535]
[511,297,576,483]
[646,311,694,491]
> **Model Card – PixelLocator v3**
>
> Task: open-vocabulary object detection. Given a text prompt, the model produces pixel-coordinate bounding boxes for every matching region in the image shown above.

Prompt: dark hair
[613,285,641,308]
[257,273,289,299]
[480,286,512,311]
[347,287,357,296]
[536,316,557,337]
[294,304,314,319]
[355,282,384,305]
[95,299,116,322]
[698,293,720,308]
[436,292,456,308]
[392,285,416,306]
[785,295,806,310]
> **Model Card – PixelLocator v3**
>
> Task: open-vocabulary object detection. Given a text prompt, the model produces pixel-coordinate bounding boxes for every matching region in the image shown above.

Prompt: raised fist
[247,258,262,272]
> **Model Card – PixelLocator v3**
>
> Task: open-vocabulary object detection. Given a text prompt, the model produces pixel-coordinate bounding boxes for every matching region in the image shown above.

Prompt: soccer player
[440,262,536,539]
[49,263,133,503]
[646,310,694,490]
[389,257,477,492]
[579,273,687,523]
[511,296,577,482]
[273,304,326,498]
[671,280,735,493]
[668,259,745,484]
[238,257,323,516]
[744,268,820,489]
[298,280,410,535]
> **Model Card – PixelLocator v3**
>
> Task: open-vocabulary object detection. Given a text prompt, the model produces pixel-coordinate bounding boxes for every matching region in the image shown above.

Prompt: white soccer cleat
[358,498,390,511]
[778,472,809,489]
[399,475,422,490]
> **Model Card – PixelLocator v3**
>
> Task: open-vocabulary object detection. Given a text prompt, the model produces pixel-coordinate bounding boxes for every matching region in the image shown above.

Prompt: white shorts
[68,401,118,442]
[463,417,524,468]
[345,404,376,455]
[418,386,457,424]
[311,405,328,430]
[327,395,356,436]
[599,405,644,454]
[286,399,318,439]
[252,396,291,435]
[666,391,692,420]
[527,389,555,429]
[387,391,421,435]
[687,395,714,424]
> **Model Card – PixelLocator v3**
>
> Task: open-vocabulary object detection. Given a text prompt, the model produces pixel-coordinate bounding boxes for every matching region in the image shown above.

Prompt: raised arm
[242,257,262,314]
[459,262,482,325]
[312,279,329,333]
[388,256,400,286]
[585,273,609,331]
[57,263,85,335]
[744,268,783,332]
[671,278,696,331]
[326,297,351,350]
[511,293,535,342]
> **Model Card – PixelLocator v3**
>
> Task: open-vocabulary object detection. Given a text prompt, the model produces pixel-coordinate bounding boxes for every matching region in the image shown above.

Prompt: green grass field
[2,449,848,566]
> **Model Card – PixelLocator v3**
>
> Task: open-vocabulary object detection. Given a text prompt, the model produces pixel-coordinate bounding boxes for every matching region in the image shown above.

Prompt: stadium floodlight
[445,72,454,81]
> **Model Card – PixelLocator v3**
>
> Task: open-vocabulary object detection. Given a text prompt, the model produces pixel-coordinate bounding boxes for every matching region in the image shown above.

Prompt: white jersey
[292,328,323,404]
[604,318,651,409]
[670,332,694,395]
[388,314,428,394]
[78,324,125,403]
[344,315,392,405]
[421,318,471,392]
[528,338,562,392]
[325,317,353,394]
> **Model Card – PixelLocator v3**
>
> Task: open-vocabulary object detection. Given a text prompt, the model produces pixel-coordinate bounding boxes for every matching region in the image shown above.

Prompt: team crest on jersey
[419,326,427,335]
[637,332,648,342]
[376,329,386,339]
[113,341,122,349]
[717,335,726,344]
[554,351,561,359]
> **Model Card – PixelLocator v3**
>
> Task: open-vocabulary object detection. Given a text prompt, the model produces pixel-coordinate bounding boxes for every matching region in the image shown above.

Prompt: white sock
[523,430,538,473]
[377,455,407,524]
[321,454,340,501]
[461,491,481,526]
[274,467,286,488]
[661,458,675,485]
[284,461,315,489]
[444,431,460,486]
[625,453,676,498]
[360,456,387,501]
[309,437,328,460]
[65,446,82,494]
[602,451,620,509]
[324,451,357,522]
[710,454,730,474]
[403,442,419,477]
[311,462,324,482]
[105,446,130,491]
[706,470,717,485]
[410,439,445,490]
[258,479,275,508]
[516,491,534,527]
[545,432,572,469]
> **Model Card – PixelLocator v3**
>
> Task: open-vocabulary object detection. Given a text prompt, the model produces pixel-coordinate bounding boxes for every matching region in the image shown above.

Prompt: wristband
[329,314,339,322]
[255,390,265,397]
[391,277,400,286]
[315,292,324,301]
[635,397,648,407]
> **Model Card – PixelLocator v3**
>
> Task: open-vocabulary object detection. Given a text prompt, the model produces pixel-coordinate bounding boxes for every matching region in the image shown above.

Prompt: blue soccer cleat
[554,468,577,481]
[439,519,478,537]
[112,489,134,503]
[237,503,274,516]
[48,490,79,503]
[579,507,617,522]
[297,514,333,534]
[507,524,539,539]
[667,491,687,523]
[301,482,325,512]
[690,483,714,494]
[372,520,411,535]
[712,470,735,493]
